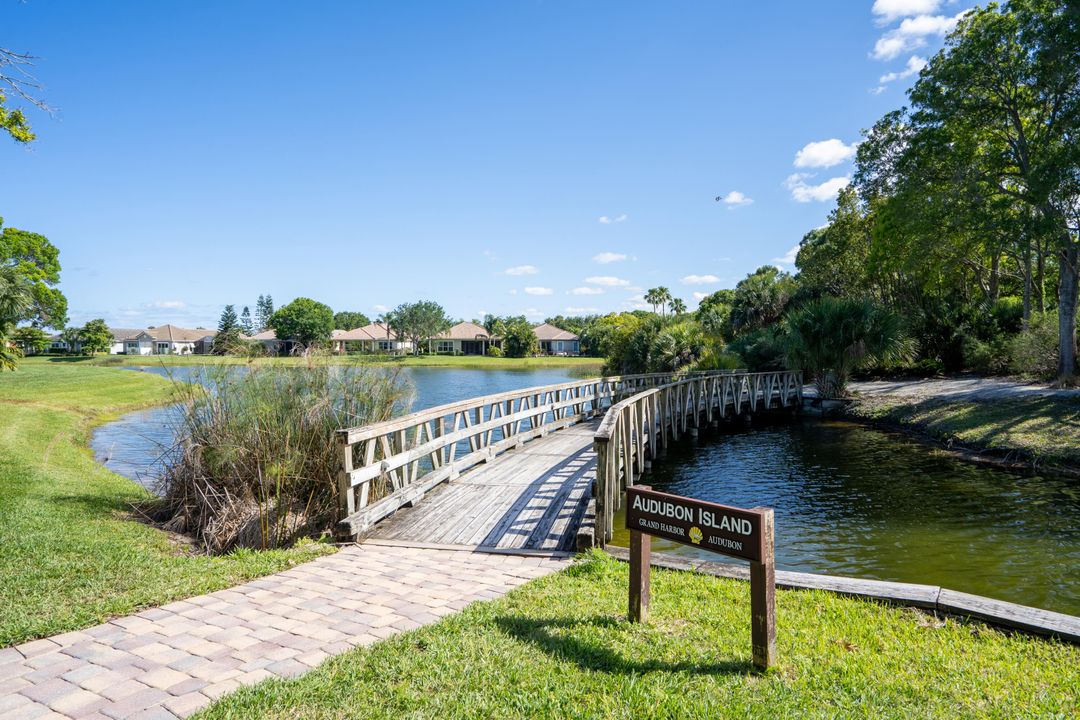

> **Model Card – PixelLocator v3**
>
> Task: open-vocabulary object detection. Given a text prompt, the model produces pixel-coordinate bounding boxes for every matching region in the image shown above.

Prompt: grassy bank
[0,363,332,647]
[847,393,1080,472]
[197,552,1077,719]
[27,353,605,372]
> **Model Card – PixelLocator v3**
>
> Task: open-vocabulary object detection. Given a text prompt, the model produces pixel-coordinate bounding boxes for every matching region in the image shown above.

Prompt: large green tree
[255,294,274,333]
[269,297,335,348]
[388,301,450,355]
[501,316,539,358]
[729,266,796,335]
[796,188,874,301]
[214,304,242,354]
[695,289,735,339]
[0,218,67,329]
[79,319,113,356]
[239,306,254,335]
[874,0,1080,382]
[333,311,370,330]
[12,326,48,354]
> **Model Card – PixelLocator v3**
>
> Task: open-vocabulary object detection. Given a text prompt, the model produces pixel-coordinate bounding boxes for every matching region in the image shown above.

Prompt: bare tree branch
[0,46,53,114]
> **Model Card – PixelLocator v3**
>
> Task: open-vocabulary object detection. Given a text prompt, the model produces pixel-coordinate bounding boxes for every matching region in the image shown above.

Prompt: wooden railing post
[336,431,355,523]
[594,436,609,545]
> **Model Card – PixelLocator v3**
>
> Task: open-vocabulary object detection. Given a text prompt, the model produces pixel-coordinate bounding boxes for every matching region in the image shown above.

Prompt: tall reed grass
[154,353,411,553]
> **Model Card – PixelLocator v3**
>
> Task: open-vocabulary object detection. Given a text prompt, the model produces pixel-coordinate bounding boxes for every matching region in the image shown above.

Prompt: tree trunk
[1036,237,1047,313]
[989,253,1000,302]
[1057,242,1079,384]
[1022,241,1033,330]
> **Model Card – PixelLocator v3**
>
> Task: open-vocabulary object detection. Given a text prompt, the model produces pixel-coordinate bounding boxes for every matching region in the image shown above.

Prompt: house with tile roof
[431,321,498,355]
[48,325,217,355]
[532,322,580,356]
[331,322,412,354]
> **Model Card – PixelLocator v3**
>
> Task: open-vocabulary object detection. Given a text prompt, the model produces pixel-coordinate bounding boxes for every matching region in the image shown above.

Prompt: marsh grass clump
[154,352,411,553]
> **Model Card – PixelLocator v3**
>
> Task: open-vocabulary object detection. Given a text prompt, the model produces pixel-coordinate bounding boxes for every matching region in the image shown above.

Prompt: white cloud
[565,306,601,314]
[523,307,544,319]
[152,300,185,309]
[785,173,850,203]
[597,214,628,224]
[872,0,941,24]
[692,291,709,301]
[794,139,858,169]
[898,13,962,36]
[880,55,927,83]
[504,265,538,276]
[524,286,553,296]
[872,12,964,61]
[569,286,604,295]
[771,244,800,265]
[593,251,628,264]
[373,304,388,313]
[717,190,754,208]
[681,274,721,285]
[585,276,631,287]
[870,85,888,95]
[872,35,913,61]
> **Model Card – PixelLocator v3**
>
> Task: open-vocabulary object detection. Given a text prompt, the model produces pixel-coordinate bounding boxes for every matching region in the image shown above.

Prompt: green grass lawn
[848,394,1080,471]
[197,552,1078,720]
[29,353,605,372]
[0,363,333,647]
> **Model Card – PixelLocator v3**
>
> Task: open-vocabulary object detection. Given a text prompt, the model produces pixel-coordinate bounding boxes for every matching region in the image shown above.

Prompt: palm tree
[0,264,34,370]
[644,288,662,314]
[655,286,673,317]
[782,296,911,398]
[670,297,687,316]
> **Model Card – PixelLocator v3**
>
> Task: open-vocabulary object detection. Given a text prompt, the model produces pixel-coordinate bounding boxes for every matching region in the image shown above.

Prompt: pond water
[90,365,580,492]
[608,419,1080,615]
[91,366,1080,614]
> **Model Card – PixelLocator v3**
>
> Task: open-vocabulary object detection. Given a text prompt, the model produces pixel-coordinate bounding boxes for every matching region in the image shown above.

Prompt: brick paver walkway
[0,542,569,719]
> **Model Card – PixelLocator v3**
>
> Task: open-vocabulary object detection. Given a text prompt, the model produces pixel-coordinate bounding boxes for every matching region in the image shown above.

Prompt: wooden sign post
[625,485,776,670]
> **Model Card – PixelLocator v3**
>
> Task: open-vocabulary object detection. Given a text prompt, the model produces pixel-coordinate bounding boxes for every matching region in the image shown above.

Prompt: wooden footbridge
[336,370,803,551]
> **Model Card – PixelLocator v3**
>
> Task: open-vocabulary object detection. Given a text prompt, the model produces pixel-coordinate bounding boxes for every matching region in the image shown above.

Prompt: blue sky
[3,0,974,328]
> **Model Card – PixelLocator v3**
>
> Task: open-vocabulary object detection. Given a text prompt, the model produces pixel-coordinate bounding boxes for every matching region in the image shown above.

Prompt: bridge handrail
[590,370,802,547]
[338,370,727,444]
[334,369,739,537]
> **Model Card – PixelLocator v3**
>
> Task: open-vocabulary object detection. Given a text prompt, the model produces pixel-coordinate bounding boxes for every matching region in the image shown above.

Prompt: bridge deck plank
[365,423,598,551]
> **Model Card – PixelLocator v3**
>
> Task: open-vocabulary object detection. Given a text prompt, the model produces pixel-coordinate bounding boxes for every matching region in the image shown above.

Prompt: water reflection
[609,419,1080,614]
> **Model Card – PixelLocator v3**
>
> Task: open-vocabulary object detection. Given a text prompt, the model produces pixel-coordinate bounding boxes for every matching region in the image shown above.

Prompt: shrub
[1009,313,1060,379]
[486,345,503,358]
[154,354,412,553]
[726,326,786,371]
[692,344,743,372]
[962,335,1010,374]
[782,296,910,398]
[646,321,705,372]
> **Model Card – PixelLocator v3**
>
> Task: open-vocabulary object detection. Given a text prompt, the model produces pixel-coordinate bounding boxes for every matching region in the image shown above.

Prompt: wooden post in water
[750,508,776,670]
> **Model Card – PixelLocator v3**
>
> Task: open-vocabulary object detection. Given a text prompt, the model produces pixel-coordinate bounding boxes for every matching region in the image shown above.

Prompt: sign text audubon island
[625,485,777,670]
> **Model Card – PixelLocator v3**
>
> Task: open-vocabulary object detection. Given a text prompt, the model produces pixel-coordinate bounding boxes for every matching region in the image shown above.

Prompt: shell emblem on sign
[689,526,703,545]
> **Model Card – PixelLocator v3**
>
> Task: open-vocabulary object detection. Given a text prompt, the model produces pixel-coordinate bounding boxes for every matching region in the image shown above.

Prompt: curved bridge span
[336,370,803,551]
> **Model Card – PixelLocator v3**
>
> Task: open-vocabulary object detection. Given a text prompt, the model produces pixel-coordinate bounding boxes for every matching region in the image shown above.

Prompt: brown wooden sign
[624,485,777,670]
[625,486,767,562]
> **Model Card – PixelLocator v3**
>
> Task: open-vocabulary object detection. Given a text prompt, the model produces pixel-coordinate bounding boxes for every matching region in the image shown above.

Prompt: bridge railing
[589,370,802,547]
[335,370,732,537]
